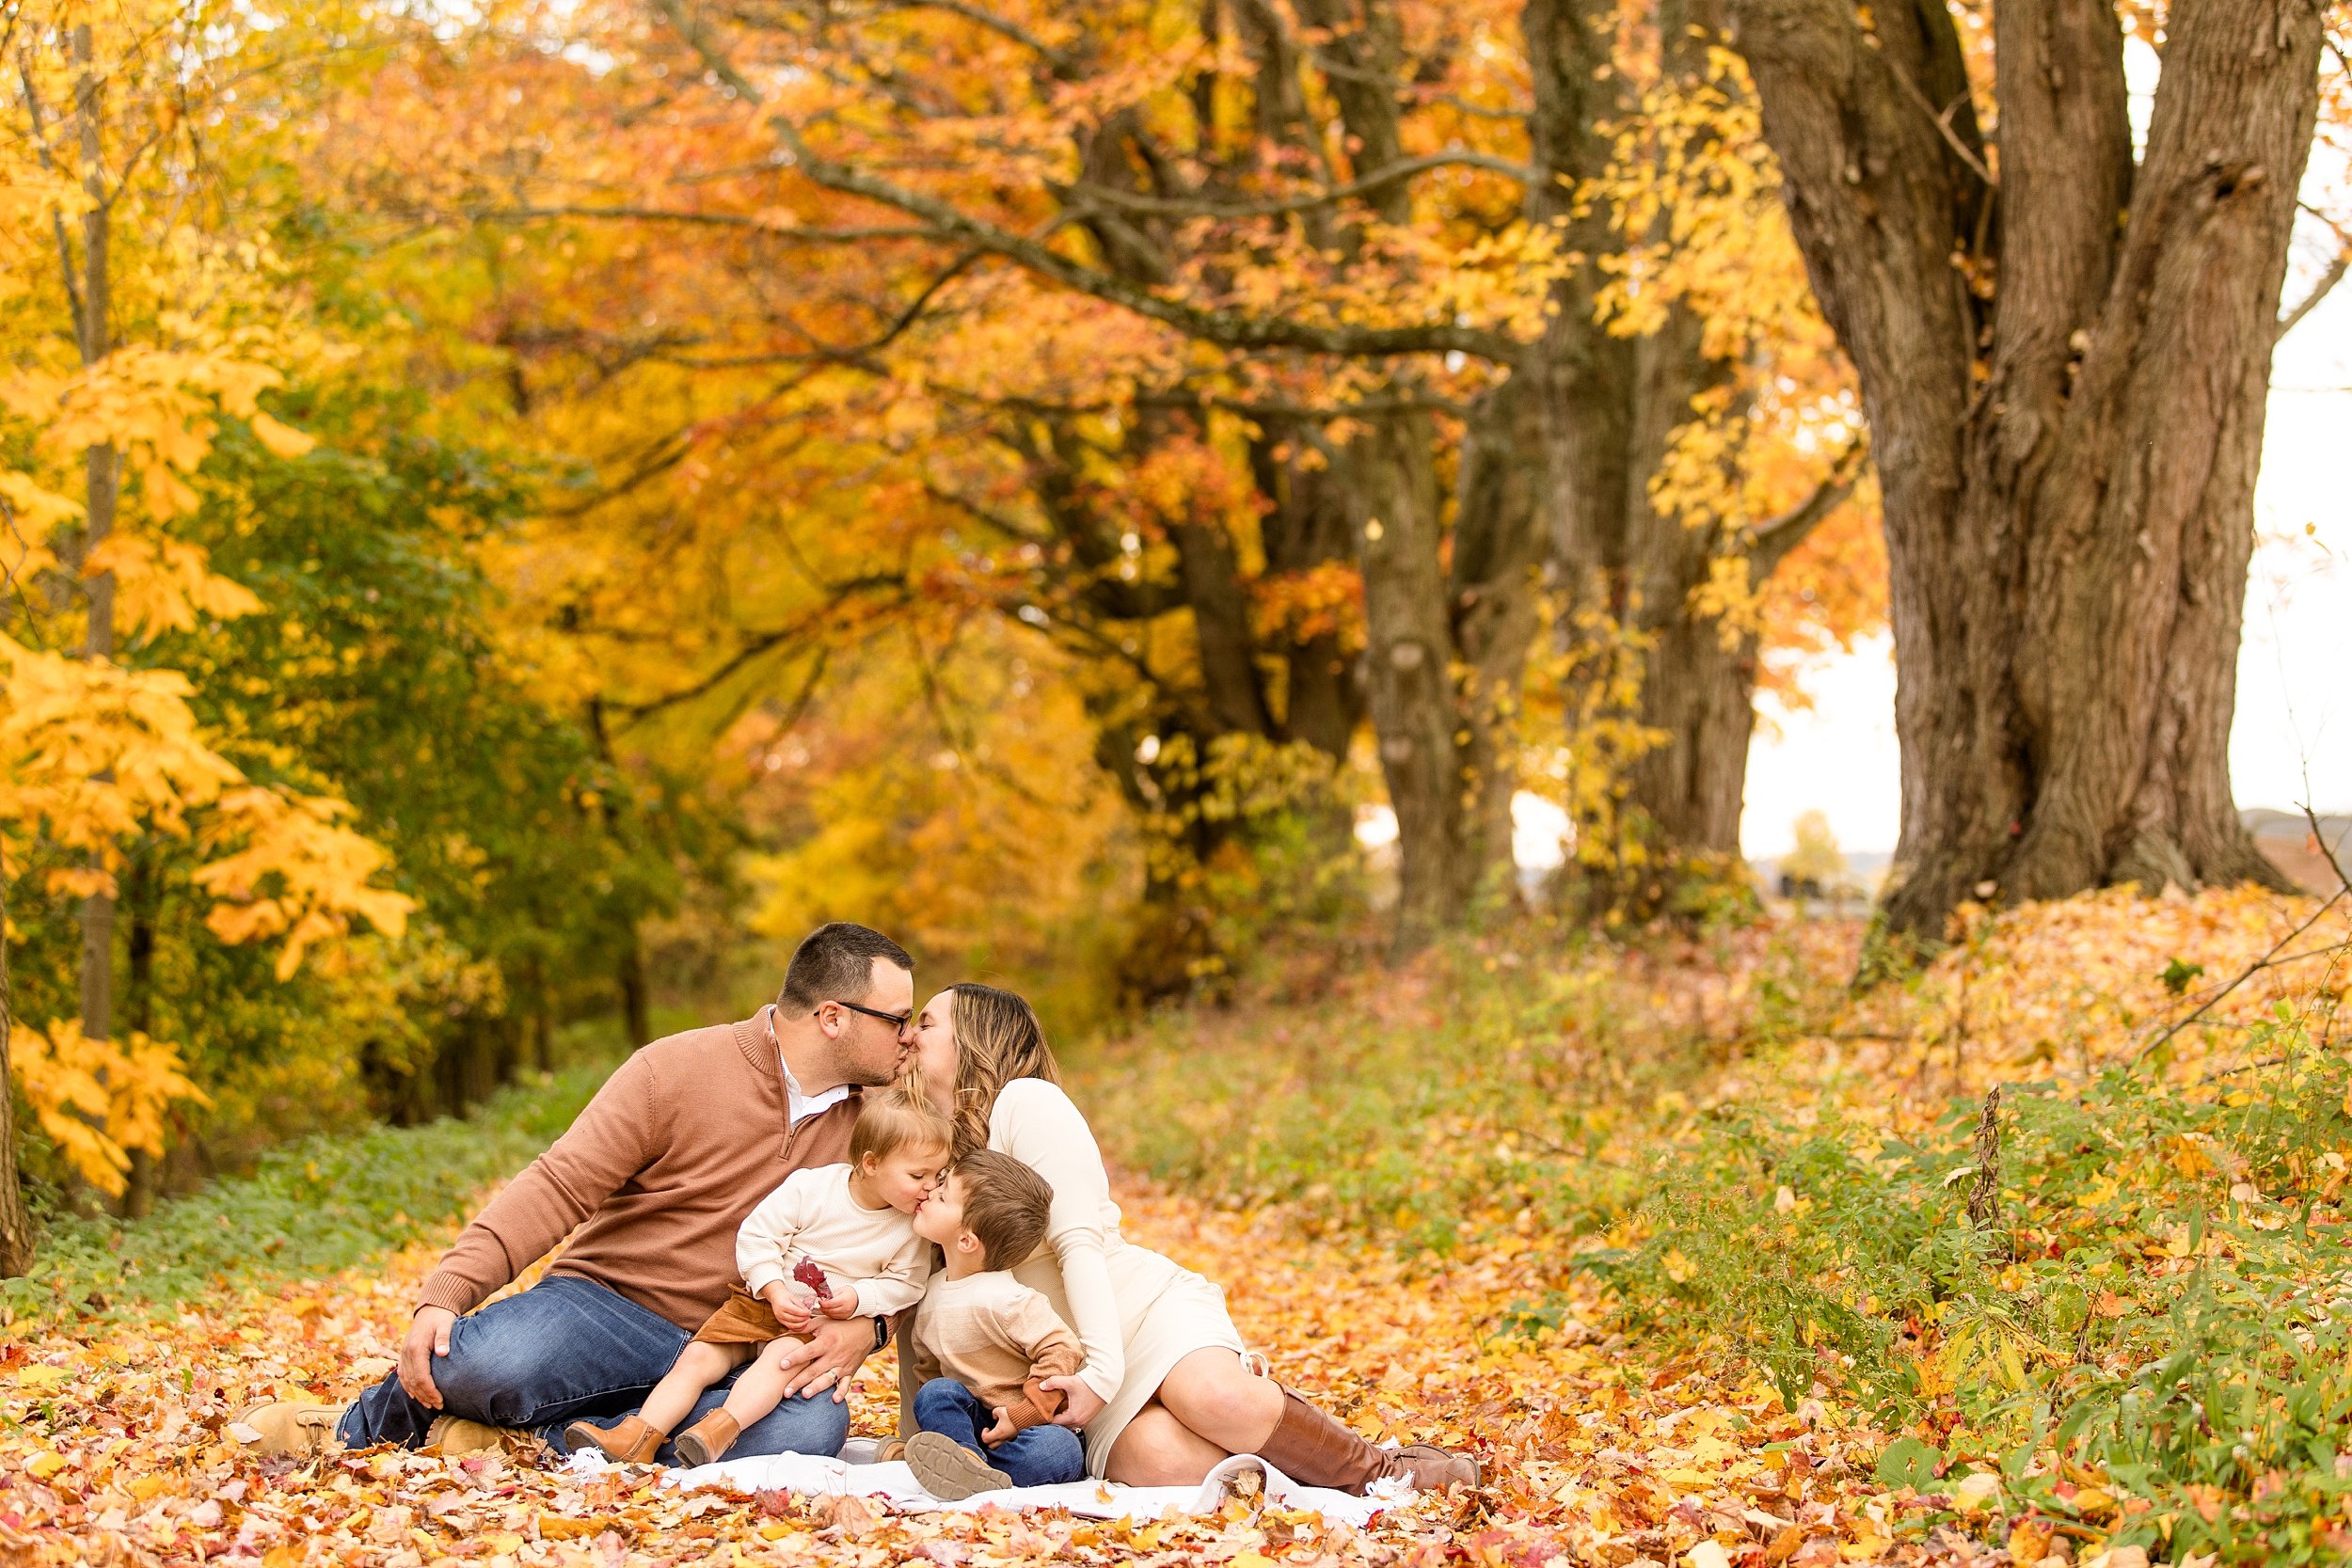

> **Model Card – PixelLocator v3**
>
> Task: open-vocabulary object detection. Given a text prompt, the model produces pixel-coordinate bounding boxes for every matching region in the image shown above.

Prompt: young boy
[567,1088,951,1466]
[899,1150,1086,1498]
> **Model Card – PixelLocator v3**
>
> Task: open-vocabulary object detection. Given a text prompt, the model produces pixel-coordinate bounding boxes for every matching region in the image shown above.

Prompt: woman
[902,983,1478,1494]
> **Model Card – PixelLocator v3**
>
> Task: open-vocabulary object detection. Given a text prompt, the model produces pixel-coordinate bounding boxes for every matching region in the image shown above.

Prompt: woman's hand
[768,1317,876,1403]
[1036,1374,1104,1429]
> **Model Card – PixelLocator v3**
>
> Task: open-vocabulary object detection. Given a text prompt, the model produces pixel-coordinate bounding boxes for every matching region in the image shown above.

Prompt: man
[239,923,917,1462]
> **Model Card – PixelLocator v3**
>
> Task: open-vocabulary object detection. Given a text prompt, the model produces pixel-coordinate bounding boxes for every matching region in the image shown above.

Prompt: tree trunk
[617,926,652,1049]
[1338,409,1472,947]
[1450,375,1550,891]
[1250,422,1367,761]
[1524,0,1785,891]
[1294,0,1547,952]
[0,859,36,1276]
[119,854,160,1218]
[1728,0,2318,942]
[72,20,119,1066]
[1332,384,1546,952]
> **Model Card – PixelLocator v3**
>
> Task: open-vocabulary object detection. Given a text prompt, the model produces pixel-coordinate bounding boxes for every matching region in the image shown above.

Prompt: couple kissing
[237,923,1478,1497]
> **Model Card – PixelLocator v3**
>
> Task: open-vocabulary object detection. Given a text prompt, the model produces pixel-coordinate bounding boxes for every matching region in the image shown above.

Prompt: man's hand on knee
[401,1307,458,1409]
[770,1317,871,1403]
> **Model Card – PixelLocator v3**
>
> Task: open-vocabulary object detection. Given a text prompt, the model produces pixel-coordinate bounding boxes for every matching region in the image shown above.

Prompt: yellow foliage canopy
[0,631,416,957]
[7,1020,211,1196]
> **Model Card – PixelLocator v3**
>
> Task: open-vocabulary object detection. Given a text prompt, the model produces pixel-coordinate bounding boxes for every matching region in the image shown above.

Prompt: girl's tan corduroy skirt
[691,1287,811,1348]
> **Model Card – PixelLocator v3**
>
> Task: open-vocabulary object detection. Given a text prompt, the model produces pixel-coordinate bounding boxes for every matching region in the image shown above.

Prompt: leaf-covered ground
[1,1174,2004,1568]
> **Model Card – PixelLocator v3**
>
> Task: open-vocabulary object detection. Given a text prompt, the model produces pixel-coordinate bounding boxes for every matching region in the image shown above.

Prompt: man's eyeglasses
[818,999,913,1032]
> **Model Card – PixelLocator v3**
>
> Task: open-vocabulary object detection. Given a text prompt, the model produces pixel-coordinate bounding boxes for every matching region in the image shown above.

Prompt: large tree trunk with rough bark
[1451,377,1551,886]
[1727,0,2319,942]
[1330,387,1546,951]
[1526,0,1803,875]
[1297,0,1549,948]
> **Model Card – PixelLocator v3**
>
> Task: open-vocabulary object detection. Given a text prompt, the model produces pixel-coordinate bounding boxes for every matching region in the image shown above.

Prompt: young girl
[566,1087,951,1466]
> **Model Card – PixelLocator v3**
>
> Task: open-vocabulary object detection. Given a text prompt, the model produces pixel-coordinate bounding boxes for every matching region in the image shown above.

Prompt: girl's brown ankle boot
[1254,1387,1481,1496]
[563,1414,663,1464]
[673,1410,740,1468]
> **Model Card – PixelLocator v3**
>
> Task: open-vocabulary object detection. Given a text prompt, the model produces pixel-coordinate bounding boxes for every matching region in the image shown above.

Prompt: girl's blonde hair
[850,1084,953,1168]
[939,984,1061,1157]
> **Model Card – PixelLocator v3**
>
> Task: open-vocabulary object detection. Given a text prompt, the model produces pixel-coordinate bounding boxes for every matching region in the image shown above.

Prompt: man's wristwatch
[872,1315,890,1352]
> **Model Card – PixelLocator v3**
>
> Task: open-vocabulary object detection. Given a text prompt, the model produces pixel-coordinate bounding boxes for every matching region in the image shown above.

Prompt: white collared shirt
[771,1005,852,1128]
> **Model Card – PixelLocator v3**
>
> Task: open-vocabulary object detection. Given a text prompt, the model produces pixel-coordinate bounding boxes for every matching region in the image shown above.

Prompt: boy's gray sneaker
[905,1431,1013,1499]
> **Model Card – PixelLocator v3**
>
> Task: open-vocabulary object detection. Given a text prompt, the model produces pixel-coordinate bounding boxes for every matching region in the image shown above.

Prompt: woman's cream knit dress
[991,1077,1248,1476]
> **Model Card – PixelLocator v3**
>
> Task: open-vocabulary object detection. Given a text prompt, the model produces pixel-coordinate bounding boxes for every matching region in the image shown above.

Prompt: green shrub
[1563,1014,2352,1563]
[3,1055,615,1326]
[1076,926,2352,1562]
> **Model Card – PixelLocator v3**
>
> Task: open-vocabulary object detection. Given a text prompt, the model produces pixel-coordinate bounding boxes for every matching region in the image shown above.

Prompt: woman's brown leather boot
[563,1414,663,1464]
[673,1410,741,1468]
[1254,1387,1481,1496]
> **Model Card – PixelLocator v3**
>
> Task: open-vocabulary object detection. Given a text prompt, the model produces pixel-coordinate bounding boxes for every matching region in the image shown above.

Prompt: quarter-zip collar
[736,1006,860,1161]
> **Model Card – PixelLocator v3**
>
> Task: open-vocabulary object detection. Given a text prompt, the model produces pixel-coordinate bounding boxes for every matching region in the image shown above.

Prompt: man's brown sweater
[418,1010,860,1330]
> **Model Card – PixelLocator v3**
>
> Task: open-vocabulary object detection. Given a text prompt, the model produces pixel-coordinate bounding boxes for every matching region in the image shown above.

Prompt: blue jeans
[913,1377,1085,1486]
[339,1275,850,1465]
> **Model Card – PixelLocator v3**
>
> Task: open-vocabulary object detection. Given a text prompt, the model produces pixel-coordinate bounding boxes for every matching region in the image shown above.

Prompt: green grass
[1073,930,2352,1564]
[1071,929,1817,1255]
[4,1055,618,1327]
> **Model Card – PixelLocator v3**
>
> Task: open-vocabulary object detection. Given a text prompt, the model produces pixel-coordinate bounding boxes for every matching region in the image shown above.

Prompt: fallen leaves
[0,1171,2049,1568]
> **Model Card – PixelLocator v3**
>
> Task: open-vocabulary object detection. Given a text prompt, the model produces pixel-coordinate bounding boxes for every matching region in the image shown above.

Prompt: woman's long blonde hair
[938,984,1060,1156]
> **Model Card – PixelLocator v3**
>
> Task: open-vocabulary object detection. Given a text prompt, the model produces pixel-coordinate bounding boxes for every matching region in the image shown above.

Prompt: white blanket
[567,1446,1394,1527]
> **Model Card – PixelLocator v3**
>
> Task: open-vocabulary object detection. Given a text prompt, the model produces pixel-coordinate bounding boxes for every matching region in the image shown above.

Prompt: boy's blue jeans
[912,1377,1085,1486]
[338,1275,851,1465]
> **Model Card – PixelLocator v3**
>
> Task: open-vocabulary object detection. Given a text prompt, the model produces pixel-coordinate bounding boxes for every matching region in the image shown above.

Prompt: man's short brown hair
[951,1150,1055,1272]
[780,923,914,1011]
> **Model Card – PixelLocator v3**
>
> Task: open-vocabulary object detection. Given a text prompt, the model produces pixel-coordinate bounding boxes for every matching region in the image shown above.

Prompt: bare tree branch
[476,204,941,244]
[2133,879,2347,1063]
[1882,59,1995,188]
[1747,434,1870,571]
[2278,206,2352,341]
[1135,388,1472,420]
[649,1,1524,363]
[616,578,904,722]
[878,0,1079,75]
[2278,251,2350,341]
[1070,150,1536,220]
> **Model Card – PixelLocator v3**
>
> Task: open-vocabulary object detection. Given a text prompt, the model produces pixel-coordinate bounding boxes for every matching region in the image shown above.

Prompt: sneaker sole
[232,1403,346,1458]
[905,1433,1012,1499]
[1397,1445,1482,1489]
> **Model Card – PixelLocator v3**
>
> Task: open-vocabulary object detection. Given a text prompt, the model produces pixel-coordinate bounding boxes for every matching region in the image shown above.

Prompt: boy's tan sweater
[906,1271,1085,1433]
[417,1010,860,1330]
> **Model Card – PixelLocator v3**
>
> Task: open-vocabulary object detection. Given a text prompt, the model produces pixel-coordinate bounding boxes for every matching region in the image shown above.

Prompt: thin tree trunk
[72,21,119,1058]
[616,927,651,1049]
[1728,0,2317,944]
[119,854,159,1217]
[0,850,36,1276]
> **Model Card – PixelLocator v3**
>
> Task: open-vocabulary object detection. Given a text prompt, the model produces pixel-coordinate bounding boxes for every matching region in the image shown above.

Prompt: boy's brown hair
[951,1150,1055,1271]
[850,1085,952,1169]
